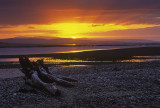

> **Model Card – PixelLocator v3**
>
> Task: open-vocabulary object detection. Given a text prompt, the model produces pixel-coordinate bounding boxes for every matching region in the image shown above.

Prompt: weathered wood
[19,56,77,95]
[25,70,60,95]
[37,64,75,87]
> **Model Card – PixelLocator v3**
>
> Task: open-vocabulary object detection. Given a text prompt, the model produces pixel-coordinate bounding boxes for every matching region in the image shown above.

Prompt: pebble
[0,61,160,107]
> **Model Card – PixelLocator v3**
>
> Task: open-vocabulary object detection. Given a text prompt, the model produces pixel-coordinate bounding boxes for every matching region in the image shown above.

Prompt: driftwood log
[19,56,77,95]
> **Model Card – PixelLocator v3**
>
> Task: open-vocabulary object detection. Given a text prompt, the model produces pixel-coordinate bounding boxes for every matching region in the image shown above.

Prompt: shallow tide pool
[0,56,160,64]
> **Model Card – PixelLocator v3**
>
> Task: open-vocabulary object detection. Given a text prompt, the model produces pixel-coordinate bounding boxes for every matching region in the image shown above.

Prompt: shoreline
[1,44,160,48]
[0,47,160,65]
[0,47,160,58]
[1,47,160,107]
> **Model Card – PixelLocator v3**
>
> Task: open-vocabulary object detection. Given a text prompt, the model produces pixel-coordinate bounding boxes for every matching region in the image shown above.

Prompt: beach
[0,47,160,108]
[0,61,160,108]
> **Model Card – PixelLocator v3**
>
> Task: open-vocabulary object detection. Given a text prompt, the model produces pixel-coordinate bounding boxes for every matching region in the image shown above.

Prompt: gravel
[0,61,160,108]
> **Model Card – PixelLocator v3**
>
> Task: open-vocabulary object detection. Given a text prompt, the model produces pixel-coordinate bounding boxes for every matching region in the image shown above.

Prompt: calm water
[1,56,160,63]
[0,45,140,55]
[0,45,160,63]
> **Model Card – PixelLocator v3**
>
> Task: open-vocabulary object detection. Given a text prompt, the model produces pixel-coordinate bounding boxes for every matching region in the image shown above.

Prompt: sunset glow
[1,1,160,106]
[72,36,77,39]
[0,23,159,40]
[0,0,160,41]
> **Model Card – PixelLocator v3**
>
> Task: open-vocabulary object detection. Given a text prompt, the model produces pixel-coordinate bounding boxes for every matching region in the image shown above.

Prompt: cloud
[0,30,58,34]
[0,0,160,25]
[0,28,59,39]
[0,25,13,28]
[91,24,105,27]
[1,0,160,10]
[83,26,160,39]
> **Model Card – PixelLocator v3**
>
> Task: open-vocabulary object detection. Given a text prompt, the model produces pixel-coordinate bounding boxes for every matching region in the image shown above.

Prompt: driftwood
[19,57,77,95]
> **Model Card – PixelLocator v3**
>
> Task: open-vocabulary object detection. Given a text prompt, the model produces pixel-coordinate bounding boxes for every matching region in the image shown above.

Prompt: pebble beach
[0,61,160,108]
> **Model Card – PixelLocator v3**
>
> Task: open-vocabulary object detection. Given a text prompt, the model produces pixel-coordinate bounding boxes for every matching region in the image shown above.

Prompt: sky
[0,0,160,41]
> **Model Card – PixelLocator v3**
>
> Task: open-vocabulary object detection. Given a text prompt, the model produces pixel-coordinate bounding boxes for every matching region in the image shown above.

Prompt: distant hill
[0,37,159,46]
[0,37,95,45]
[0,42,26,47]
[99,39,159,45]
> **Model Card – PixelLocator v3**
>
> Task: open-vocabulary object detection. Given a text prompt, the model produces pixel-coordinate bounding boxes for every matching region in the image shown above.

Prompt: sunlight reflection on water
[0,45,144,55]
[61,49,116,53]
[56,65,88,67]
[0,56,160,64]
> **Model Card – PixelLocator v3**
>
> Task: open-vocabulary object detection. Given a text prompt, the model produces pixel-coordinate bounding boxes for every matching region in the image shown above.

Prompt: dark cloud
[93,9,160,24]
[1,0,160,10]
[91,24,105,27]
[0,0,160,25]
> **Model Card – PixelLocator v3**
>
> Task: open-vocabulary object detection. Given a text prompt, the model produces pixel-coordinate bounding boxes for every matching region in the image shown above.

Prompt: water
[1,56,160,63]
[0,45,141,55]
[0,45,160,63]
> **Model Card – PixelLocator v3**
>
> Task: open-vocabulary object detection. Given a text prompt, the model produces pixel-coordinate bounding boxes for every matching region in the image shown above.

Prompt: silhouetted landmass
[0,37,159,48]
[0,37,94,45]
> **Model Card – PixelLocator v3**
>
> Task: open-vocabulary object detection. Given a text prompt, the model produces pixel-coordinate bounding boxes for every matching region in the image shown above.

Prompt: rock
[155,79,160,84]
[13,93,17,96]
[129,96,136,101]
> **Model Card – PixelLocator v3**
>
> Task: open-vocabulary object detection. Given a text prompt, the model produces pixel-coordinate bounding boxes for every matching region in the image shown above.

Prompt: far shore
[0,43,160,48]
[0,47,160,61]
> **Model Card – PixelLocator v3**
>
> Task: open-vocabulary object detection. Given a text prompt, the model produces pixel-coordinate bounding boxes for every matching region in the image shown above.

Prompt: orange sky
[0,0,160,41]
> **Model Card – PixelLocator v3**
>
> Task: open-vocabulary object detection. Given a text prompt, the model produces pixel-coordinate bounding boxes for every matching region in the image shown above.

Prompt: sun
[72,36,77,39]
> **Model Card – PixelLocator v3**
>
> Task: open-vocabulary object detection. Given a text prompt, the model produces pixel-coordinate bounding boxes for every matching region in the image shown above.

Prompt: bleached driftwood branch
[19,57,77,95]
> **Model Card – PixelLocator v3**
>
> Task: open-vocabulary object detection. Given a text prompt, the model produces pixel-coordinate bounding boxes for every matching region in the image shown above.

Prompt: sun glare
[72,36,77,39]
[3,23,159,40]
